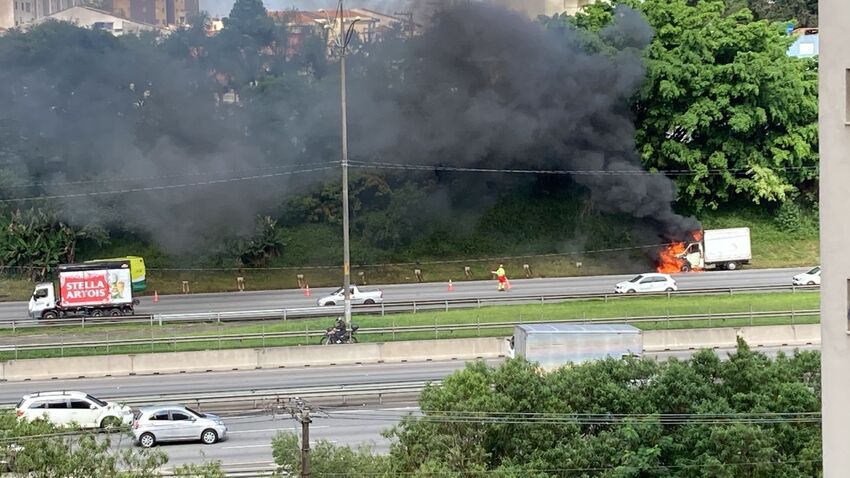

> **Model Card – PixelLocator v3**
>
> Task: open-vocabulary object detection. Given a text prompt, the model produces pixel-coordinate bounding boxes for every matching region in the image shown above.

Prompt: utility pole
[339,0,353,334]
[320,0,359,334]
[286,398,312,478]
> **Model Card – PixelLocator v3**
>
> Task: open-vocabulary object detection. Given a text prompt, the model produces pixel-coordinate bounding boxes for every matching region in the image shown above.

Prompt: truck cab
[28,283,56,319]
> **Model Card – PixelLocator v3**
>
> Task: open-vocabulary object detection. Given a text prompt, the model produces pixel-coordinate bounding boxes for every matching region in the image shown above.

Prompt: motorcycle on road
[320,324,359,345]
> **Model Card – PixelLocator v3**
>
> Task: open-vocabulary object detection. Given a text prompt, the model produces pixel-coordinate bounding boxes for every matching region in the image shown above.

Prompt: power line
[0,161,339,190]
[348,160,820,177]
[0,165,335,203]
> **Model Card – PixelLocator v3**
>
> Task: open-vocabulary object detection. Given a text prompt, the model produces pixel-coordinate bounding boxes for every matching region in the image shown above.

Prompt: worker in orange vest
[492,264,507,291]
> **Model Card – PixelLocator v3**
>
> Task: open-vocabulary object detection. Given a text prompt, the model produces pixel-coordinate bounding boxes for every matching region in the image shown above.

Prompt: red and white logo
[60,271,110,305]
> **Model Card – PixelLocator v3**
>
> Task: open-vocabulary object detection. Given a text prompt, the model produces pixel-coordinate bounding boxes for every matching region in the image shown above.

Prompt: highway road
[0,267,811,321]
[3,344,819,469]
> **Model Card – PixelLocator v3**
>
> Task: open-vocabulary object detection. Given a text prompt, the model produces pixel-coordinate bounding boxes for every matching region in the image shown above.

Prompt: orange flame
[656,242,686,273]
[656,230,704,273]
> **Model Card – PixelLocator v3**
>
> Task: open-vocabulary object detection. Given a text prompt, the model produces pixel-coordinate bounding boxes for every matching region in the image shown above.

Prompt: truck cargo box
[58,263,133,308]
[703,228,751,264]
[512,323,642,370]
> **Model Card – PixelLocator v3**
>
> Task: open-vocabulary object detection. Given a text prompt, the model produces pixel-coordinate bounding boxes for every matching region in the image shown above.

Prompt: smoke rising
[0,3,698,256]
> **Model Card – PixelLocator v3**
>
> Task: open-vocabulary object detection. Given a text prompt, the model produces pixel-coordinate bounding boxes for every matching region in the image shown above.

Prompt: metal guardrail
[0,380,437,409]
[0,309,819,355]
[0,284,819,330]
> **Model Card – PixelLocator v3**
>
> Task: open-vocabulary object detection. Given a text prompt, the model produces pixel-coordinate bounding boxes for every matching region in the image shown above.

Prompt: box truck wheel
[42,310,58,320]
[726,262,738,271]
[681,265,691,272]
[91,309,103,317]
[108,308,122,317]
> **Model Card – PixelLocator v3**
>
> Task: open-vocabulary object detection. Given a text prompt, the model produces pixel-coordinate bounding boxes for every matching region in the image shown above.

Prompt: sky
[199,0,419,17]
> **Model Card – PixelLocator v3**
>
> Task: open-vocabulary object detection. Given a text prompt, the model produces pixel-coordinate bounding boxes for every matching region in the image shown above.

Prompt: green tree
[383,343,822,476]
[567,0,818,211]
[271,431,392,476]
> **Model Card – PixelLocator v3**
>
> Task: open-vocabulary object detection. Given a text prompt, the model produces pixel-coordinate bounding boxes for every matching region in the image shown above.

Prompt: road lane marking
[228,426,328,435]
[222,444,271,449]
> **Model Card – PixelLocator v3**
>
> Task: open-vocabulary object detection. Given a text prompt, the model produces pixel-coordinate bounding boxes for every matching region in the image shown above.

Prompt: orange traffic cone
[153,291,159,303]
[447,280,454,292]
[303,284,311,297]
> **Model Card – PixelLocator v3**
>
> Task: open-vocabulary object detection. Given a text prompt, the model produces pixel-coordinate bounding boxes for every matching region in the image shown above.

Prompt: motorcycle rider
[331,317,347,343]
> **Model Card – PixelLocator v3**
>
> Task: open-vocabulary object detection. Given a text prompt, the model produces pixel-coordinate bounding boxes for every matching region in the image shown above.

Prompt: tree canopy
[272,343,822,477]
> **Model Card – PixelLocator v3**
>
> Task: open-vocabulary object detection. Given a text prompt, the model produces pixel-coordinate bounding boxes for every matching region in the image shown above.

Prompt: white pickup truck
[316,286,384,307]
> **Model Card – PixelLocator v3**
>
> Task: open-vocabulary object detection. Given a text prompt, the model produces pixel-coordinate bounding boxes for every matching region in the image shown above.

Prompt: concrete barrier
[0,338,507,382]
[643,324,821,352]
[0,326,821,382]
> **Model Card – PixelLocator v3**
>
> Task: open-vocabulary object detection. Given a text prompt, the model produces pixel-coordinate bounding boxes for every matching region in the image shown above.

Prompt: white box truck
[680,227,752,271]
[509,324,642,370]
[28,261,139,319]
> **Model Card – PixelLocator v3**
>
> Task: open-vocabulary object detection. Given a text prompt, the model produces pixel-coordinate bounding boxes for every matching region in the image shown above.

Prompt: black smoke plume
[0,3,698,255]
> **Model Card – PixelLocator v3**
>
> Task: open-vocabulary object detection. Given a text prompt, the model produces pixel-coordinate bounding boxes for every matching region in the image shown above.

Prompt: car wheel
[100,416,123,431]
[139,432,156,448]
[726,262,738,271]
[627,289,636,294]
[807,281,815,286]
[325,301,335,307]
[665,287,674,292]
[364,299,375,305]
[201,429,218,445]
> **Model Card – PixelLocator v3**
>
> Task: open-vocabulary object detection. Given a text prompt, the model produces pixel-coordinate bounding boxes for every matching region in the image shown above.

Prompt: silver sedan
[132,405,227,447]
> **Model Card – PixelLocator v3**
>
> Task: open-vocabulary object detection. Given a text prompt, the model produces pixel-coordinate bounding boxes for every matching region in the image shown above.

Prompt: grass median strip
[0,291,819,361]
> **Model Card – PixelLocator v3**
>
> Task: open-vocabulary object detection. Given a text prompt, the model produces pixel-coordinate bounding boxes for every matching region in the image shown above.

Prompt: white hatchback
[792,266,821,286]
[614,273,678,294]
[16,391,133,429]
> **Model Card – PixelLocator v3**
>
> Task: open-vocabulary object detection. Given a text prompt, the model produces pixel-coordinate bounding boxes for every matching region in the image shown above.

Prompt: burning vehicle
[657,228,752,273]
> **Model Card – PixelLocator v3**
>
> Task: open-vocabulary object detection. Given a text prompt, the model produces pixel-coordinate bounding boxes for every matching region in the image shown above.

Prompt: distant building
[110,0,195,27]
[787,27,818,58]
[31,4,165,35]
[7,0,84,27]
[489,0,598,17]
[0,0,12,28]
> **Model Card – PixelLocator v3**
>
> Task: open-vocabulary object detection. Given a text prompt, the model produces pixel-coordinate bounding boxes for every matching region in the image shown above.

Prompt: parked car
[793,266,821,286]
[316,285,384,306]
[614,273,678,294]
[15,391,132,429]
[133,405,227,448]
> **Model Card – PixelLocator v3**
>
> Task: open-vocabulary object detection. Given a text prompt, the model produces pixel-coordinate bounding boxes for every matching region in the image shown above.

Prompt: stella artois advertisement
[59,269,133,306]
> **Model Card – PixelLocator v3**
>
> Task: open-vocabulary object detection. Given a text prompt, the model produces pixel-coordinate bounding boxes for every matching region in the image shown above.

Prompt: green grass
[0,291,819,361]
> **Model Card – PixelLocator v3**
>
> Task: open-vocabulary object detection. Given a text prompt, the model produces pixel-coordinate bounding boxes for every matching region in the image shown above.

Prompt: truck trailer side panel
[703,228,752,264]
[514,324,643,370]
[58,267,133,308]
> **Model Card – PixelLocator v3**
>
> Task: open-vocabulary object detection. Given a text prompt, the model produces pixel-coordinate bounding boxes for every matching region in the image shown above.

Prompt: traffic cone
[153,291,159,303]
[303,284,311,297]
[447,280,454,292]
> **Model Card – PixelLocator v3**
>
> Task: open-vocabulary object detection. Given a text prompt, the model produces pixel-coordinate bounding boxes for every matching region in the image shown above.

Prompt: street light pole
[340,10,352,333]
[319,1,358,334]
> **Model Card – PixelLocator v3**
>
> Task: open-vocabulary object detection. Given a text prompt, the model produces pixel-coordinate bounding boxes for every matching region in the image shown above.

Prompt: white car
[133,405,227,448]
[15,391,133,429]
[792,266,821,286]
[614,273,678,294]
[317,285,384,307]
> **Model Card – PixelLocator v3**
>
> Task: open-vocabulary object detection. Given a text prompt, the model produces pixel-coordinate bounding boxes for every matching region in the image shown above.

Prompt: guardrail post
[791,305,795,324]
[477,298,481,308]
[392,317,395,340]
[435,317,438,339]
[445,300,449,313]
[283,309,287,321]
[305,323,309,343]
[477,315,480,337]
[750,305,753,325]
[81,316,85,329]
[11,320,15,334]
[106,332,109,354]
[262,322,266,348]
[414,300,417,314]
[382,302,385,317]
[708,307,712,328]
[217,313,221,324]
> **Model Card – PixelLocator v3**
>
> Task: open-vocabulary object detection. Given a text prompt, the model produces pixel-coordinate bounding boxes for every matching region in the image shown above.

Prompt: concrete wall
[0,325,823,382]
[0,337,508,381]
[820,0,850,474]
[0,0,13,28]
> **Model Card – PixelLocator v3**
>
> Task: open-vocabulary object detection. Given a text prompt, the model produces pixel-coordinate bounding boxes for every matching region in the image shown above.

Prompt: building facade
[1,0,13,28]
[8,0,82,27]
[31,5,165,35]
[489,0,596,17]
[820,0,850,475]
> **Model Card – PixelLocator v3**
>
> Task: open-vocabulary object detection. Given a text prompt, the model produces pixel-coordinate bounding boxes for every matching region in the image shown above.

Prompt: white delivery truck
[509,323,642,370]
[28,261,139,319]
[679,227,752,271]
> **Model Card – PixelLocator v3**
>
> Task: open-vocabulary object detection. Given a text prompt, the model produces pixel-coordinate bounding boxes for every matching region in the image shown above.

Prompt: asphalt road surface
[4,344,819,469]
[0,267,811,321]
